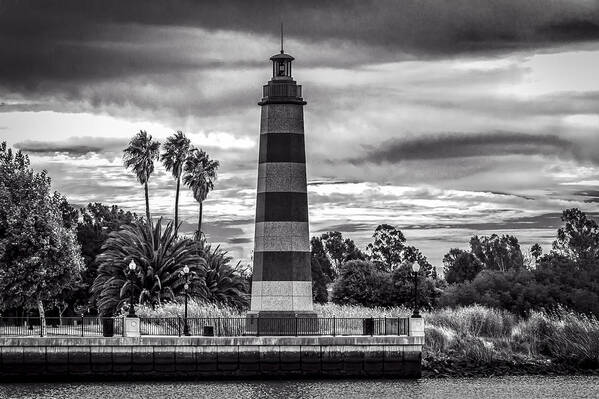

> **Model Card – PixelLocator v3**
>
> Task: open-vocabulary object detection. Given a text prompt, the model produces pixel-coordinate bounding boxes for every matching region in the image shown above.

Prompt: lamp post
[180,265,190,336]
[411,261,421,318]
[127,259,137,318]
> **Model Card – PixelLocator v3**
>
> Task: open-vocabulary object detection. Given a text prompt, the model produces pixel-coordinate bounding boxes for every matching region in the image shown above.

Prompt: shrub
[425,325,455,353]
[425,305,515,338]
[449,334,498,364]
[331,260,391,307]
[91,219,204,315]
[197,240,249,310]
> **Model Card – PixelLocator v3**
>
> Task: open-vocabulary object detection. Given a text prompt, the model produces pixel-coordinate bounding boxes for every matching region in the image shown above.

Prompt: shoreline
[423,354,599,378]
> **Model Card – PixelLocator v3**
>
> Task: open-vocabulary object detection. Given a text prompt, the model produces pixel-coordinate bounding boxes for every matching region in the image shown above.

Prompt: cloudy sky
[2,0,599,267]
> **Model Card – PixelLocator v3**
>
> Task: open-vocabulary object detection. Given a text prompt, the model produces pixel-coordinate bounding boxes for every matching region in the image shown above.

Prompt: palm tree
[91,218,206,316]
[197,239,249,309]
[183,148,219,239]
[123,130,160,224]
[160,131,191,234]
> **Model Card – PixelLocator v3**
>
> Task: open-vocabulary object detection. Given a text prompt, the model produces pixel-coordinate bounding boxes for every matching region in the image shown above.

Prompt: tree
[443,248,483,284]
[439,269,550,316]
[161,131,191,234]
[91,219,205,316]
[310,236,335,282]
[366,224,434,277]
[552,208,599,264]
[331,260,391,307]
[0,142,83,332]
[197,240,249,310]
[530,243,543,262]
[470,234,524,272]
[387,264,441,310]
[75,203,138,312]
[311,255,329,304]
[183,148,219,239]
[401,245,434,277]
[367,224,406,271]
[123,130,160,224]
[318,231,365,279]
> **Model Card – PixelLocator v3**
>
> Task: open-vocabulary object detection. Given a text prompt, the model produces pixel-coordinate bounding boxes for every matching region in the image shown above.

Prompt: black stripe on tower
[255,192,308,222]
[253,251,311,281]
[259,133,305,163]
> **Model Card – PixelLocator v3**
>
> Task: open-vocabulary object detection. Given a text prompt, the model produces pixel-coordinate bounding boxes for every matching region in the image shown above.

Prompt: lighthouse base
[246,311,318,336]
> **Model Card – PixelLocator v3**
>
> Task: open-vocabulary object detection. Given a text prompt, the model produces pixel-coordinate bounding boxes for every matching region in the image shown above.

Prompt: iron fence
[0,317,123,337]
[140,316,410,337]
[0,316,409,337]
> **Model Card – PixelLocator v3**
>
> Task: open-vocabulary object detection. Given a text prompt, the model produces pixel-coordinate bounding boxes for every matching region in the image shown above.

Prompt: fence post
[257,317,260,337]
[332,317,336,336]
[81,316,84,337]
[178,316,181,337]
[295,317,298,336]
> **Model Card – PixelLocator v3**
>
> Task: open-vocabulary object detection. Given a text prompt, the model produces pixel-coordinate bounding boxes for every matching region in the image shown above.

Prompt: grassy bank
[135,302,599,376]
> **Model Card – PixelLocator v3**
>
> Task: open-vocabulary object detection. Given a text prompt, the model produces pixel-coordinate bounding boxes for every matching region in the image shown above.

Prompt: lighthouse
[248,35,315,322]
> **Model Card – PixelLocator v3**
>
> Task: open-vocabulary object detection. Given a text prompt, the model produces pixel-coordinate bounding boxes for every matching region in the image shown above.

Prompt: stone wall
[0,335,423,380]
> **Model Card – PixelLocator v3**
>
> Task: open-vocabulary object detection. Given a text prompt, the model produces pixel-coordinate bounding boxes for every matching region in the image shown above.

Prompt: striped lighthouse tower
[249,34,315,321]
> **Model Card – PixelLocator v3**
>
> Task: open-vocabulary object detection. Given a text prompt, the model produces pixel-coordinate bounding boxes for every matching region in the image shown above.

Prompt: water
[1,376,598,399]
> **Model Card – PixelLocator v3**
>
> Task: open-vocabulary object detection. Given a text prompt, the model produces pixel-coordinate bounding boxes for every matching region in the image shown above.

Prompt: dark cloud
[411,91,599,119]
[2,0,599,89]
[402,212,599,231]
[15,137,128,156]
[228,237,252,244]
[574,190,599,203]
[312,223,373,235]
[353,132,599,165]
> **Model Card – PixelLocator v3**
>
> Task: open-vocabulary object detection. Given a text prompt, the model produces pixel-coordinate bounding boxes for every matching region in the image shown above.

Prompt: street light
[127,259,137,318]
[411,261,421,318]
[180,265,191,336]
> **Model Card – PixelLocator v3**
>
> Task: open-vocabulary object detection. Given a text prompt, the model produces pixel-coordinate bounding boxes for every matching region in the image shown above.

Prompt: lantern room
[270,52,294,79]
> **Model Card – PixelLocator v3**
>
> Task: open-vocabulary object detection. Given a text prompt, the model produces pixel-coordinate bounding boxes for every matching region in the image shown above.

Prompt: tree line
[2,137,598,322]
[313,209,599,317]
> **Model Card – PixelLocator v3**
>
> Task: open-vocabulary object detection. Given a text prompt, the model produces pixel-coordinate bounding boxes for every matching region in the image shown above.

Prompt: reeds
[512,307,599,366]
[135,300,598,367]
[135,299,244,319]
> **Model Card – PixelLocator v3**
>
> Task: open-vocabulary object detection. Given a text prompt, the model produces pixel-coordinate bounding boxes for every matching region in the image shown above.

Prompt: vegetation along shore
[2,134,598,378]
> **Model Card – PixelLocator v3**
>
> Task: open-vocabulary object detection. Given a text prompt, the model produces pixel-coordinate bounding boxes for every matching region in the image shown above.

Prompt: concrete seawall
[0,335,423,380]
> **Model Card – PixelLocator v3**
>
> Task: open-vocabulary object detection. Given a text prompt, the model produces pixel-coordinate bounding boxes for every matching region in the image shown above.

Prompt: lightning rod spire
[280,22,284,54]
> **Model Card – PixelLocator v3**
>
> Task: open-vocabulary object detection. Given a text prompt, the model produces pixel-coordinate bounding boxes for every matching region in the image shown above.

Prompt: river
[1,376,597,398]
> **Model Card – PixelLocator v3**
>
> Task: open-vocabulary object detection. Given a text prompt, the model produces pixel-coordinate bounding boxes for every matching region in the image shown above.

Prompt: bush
[448,334,499,364]
[438,269,551,316]
[513,307,599,367]
[331,260,391,307]
[425,325,455,353]
[426,305,515,338]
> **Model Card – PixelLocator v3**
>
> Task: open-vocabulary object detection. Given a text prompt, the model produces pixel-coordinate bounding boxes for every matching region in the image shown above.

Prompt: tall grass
[136,300,598,368]
[135,299,244,319]
[512,307,599,366]
[425,305,515,338]
[314,303,410,318]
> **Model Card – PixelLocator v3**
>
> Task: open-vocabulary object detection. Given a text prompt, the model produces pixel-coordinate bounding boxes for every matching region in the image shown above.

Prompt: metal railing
[0,316,409,337]
[0,317,123,337]
[262,83,302,98]
[140,317,409,337]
